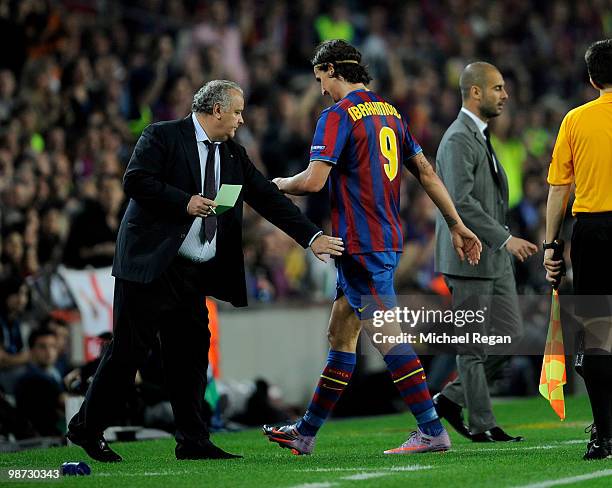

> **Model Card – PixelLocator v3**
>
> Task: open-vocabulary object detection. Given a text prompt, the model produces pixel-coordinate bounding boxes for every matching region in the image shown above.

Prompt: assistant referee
[544,39,612,461]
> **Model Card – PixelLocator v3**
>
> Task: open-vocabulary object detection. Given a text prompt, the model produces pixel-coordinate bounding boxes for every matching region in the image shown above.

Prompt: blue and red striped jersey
[310,89,422,255]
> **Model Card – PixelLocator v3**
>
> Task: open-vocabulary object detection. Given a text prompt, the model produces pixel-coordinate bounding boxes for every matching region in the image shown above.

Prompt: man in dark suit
[66,80,344,462]
[433,63,538,442]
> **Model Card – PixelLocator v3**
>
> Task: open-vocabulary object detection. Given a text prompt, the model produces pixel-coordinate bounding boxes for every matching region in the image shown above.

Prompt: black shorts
[571,212,612,317]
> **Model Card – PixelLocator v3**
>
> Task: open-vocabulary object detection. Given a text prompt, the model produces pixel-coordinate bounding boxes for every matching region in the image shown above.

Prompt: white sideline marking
[294,465,431,473]
[460,445,558,453]
[389,465,432,471]
[287,465,431,487]
[287,484,338,488]
[513,469,612,488]
[341,472,389,480]
[459,439,587,453]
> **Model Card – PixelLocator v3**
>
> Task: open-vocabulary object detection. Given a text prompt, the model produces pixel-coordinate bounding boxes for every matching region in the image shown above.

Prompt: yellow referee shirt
[547,92,612,214]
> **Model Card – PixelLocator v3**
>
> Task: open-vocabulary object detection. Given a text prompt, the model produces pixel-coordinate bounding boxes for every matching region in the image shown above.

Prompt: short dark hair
[585,39,612,88]
[311,40,372,85]
[28,327,56,350]
[459,62,498,101]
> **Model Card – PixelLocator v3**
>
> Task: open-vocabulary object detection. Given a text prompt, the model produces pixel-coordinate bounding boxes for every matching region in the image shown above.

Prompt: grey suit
[434,110,522,434]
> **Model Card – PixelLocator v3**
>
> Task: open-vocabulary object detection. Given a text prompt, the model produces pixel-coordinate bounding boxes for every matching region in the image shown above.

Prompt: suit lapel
[458,112,503,192]
[459,112,488,152]
[179,116,202,191]
[219,143,233,186]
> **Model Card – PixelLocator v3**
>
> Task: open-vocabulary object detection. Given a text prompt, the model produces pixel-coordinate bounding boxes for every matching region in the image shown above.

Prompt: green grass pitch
[2,395,611,487]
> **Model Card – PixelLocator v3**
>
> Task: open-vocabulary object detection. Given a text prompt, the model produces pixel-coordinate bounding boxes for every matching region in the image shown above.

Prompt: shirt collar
[340,88,369,102]
[191,112,213,143]
[461,107,488,137]
[599,92,612,102]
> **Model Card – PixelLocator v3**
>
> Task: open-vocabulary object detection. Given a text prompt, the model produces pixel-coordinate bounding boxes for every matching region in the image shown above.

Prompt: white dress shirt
[178,113,221,263]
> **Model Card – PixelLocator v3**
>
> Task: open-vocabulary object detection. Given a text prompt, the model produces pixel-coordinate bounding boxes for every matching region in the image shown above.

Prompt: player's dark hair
[311,40,372,85]
[585,39,612,88]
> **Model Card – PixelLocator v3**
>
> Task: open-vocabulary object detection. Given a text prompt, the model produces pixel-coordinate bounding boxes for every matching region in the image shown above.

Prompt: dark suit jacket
[434,111,512,279]
[112,115,320,307]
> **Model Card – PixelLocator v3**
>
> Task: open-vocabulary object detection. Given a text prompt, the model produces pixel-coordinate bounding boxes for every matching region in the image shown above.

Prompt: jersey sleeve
[309,107,352,165]
[547,114,574,185]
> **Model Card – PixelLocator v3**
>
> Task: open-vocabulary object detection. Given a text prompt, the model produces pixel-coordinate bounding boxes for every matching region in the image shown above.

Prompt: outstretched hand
[450,223,482,265]
[506,236,538,263]
[310,235,344,263]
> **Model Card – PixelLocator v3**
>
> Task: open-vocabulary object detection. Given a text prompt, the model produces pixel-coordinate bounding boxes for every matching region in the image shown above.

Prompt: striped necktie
[202,140,217,243]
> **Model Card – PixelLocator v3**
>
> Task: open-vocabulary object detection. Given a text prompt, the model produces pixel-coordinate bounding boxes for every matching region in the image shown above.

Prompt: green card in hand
[214,184,242,215]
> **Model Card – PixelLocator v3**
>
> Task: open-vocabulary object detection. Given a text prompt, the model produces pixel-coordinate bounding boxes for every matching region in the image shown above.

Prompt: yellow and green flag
[539,289,566,420]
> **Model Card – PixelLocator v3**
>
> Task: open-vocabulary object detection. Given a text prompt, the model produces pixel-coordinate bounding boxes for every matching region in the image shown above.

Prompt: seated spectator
[62,174,125,269]
[37,202,66,267]
[44,316,71,377]
[0,276,30,394]
[14,328,65,437]
[0,390,37,440]
[64,332,112,395]
[1,227,25,279]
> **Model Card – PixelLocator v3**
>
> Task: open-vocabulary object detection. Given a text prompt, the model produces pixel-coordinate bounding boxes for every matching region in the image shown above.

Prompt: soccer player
[263,40,482,455]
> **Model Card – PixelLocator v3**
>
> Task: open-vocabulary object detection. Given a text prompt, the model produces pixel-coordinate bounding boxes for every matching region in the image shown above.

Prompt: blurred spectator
[0,276,30,394]
[230,378,289,426]
[190,0,249,87]
[0,389,37,440]
[64,332,112,396]
[396,188,437,293]
[62,175,125,269]
[14,327,65,437]
[37,202,66,267]
[43,315,71,376]
[0,69,16,123]
[314,1,355,42]
[491,110,528,209]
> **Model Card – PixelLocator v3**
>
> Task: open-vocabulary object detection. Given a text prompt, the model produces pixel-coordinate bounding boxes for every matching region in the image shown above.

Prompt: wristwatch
[542,241,557,250]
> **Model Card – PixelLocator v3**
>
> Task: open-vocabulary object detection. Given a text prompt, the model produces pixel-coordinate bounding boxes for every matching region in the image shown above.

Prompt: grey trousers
[441,259,522,434]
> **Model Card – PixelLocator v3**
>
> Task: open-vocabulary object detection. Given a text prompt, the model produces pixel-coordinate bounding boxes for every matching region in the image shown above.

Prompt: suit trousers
[70,255,214,447]
[441,257,522,434]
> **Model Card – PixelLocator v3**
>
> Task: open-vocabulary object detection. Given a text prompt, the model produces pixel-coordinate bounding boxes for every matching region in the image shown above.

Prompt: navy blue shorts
[335,252,401,319]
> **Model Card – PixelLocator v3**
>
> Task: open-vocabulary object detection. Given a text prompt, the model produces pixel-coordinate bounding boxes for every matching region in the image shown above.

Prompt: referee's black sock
[582,349,612,441]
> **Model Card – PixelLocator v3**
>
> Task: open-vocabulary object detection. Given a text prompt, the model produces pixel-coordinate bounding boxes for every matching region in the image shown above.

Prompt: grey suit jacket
[434,111,511,278]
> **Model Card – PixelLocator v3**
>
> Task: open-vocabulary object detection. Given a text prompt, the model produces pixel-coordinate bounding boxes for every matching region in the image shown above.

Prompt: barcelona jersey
[310,89,422,255]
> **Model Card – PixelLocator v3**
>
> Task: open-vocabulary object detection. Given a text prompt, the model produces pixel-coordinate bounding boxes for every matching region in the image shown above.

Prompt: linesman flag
[539,289,566,420]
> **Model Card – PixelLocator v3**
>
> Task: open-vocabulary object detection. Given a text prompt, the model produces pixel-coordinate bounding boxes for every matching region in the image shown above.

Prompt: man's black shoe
[488,426,523,442]
[586,422,597,450]
[433,393,471,439]
[584,438,612,460]
[66,430,122,463]
[176,440,243,460]
[470,431,495,442]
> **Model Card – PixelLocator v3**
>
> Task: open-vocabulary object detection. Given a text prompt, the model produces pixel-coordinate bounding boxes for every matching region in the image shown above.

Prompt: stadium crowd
[0,0,609,441]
